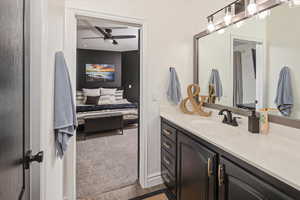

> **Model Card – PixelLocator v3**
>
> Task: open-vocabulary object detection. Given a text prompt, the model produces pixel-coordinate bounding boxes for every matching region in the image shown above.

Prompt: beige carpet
[76,127,138,199]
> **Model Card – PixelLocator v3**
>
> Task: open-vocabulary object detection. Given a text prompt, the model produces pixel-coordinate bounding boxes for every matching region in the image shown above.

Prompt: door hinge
[24,150,44,170]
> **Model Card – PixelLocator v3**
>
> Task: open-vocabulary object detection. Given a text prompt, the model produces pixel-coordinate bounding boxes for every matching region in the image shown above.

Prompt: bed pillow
[115,90,124,101]
[98,88,117,105]
[100,88,117,96]
[82,88,101,97]
[76,90,85,105]
[85,96,100,105]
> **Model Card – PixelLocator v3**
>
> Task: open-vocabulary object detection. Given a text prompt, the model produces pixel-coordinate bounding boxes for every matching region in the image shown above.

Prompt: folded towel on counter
[167,67,182,105]
[54,51,77,158]
[209,69,223,100]
[275,66,293,117]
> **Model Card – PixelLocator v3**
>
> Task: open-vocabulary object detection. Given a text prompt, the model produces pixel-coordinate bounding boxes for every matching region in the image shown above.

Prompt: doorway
[75,17,141,199]
[64,9,150,200]
[231,35,265,111]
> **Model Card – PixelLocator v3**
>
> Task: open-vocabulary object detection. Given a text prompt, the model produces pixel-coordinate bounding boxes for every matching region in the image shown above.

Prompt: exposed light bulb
[247,0,257,15]
[207,22,215,32]
[235,21,244,28]
[207,16,215,32]
[224,6,232,26]
[218,29,225,34]
[258,10,271,19]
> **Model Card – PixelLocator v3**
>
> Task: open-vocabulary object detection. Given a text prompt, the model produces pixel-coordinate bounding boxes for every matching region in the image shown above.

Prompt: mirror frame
[193,0,300,129]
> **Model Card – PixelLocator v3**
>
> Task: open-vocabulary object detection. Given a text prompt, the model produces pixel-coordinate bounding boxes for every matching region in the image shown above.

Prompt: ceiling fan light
[247,0,257,15]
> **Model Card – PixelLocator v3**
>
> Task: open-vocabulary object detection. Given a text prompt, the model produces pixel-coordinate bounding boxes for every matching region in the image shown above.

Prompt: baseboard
[146,172,163,188]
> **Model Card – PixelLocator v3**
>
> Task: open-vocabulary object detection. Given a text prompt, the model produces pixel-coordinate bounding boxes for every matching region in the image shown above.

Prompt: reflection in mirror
[197,3,300,119]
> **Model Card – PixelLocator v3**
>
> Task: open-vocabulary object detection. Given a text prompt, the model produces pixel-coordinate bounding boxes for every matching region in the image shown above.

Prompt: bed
[76,102,139,126]
[76,88,139,133]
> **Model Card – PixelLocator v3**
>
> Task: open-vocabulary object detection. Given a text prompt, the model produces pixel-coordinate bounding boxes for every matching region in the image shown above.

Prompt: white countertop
[160,105,300,191]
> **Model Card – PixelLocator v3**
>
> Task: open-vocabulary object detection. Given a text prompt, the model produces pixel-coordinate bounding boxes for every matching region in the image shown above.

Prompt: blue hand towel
[167,67,182,105]
[209,69,223,100]
[275,66,293,117]
[54,52,77,158]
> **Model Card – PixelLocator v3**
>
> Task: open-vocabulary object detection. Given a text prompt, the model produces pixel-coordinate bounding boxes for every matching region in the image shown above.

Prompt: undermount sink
[190,119,214,125]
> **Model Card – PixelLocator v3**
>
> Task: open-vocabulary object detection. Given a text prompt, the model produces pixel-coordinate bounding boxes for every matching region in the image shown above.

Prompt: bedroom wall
[66,0,233,189]
[77,49,122,89]
[122,50,140,103]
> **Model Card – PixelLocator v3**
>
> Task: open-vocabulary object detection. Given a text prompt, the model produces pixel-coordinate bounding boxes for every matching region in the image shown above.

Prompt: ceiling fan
[82,26,136,45]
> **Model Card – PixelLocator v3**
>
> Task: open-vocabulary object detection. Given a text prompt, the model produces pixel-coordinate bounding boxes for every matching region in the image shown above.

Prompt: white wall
[38,0,66,199]
[64,0,233,190]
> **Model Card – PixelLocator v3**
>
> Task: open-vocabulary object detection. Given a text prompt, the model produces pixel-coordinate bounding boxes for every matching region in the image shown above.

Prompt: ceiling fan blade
[81,37,104,40]
[102,26,128,29]
[95,26,109,38]
[111,35,136,39]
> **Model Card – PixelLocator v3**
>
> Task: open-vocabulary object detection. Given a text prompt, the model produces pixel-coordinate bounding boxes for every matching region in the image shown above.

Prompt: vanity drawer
[161,122,176,142]
[162,165,176,197]
[161,148,176,176]
[161,136,176,156]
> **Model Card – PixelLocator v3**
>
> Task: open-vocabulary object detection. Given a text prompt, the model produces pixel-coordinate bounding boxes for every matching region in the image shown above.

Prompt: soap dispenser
[248,110,260,134]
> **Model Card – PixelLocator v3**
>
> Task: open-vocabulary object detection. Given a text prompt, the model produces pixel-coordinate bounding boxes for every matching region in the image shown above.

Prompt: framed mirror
[194,0,300,128]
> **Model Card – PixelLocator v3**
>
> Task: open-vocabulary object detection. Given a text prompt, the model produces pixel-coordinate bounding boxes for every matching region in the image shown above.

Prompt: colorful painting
[85,64,115,82]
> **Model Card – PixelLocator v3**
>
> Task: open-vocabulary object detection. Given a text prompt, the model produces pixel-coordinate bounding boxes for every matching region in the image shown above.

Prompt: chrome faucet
[218,109,240,127]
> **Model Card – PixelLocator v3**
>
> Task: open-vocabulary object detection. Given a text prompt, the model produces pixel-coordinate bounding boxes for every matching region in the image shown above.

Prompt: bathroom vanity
[160,107,300,200]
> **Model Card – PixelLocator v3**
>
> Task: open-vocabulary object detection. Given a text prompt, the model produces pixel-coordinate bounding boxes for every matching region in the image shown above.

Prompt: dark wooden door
[218,157,293,200]
[0,0,30,199]
[177,132,217,200]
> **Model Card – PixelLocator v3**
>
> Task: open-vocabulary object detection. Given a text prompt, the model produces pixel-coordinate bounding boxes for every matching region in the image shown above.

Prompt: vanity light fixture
[258,10,271,19]
[207,16,215,32]
[224,6,233,25]
[247,0,257,15]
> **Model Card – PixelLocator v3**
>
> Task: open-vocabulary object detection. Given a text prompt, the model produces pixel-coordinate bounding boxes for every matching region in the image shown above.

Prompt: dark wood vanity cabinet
[161,118,299,200]
[218,157,293,200]
[177,133,217,200]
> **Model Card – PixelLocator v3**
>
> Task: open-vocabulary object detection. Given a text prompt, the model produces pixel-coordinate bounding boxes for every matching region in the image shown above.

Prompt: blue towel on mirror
[275,66,293,117]
[167,67,182,105]
[209,69,223,100]
[54,52,77,158]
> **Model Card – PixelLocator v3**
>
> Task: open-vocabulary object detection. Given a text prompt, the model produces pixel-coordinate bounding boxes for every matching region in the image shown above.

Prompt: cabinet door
[177,132,217,200]
[218,157,293,200]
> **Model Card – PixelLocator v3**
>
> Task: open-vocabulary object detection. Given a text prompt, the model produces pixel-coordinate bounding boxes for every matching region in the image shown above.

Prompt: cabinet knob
[218,164,225,186]
[207,157,213,177]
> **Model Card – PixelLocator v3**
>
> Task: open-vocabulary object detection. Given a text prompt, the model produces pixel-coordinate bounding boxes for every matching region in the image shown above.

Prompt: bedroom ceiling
[77,17,139,52]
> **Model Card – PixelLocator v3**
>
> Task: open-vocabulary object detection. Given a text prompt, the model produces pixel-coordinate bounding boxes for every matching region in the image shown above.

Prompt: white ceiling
[77,17,139,52]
